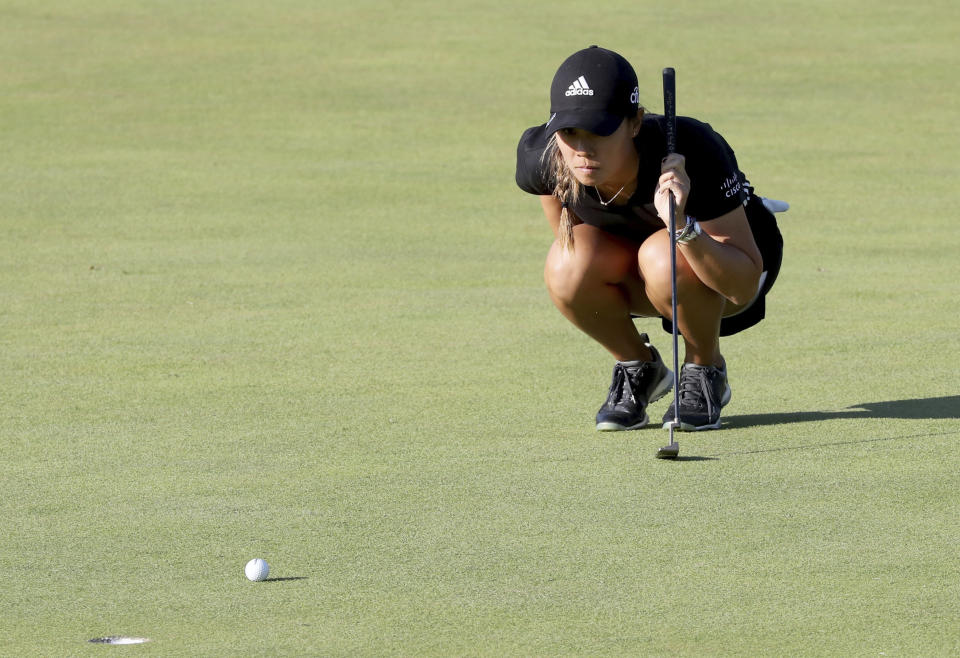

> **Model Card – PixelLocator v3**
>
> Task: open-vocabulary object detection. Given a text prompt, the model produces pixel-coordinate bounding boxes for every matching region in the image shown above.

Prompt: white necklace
[595,183,627,206]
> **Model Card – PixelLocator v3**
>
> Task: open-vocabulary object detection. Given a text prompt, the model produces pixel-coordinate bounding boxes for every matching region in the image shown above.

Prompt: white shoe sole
[596,413,649,431]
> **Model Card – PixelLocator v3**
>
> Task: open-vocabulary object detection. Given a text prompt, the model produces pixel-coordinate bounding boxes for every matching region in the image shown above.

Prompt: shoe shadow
[724,395,960,428]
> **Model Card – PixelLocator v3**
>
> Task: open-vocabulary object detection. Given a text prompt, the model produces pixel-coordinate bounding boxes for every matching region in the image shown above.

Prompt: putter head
[656,422,680,459]
[656,441,679,459]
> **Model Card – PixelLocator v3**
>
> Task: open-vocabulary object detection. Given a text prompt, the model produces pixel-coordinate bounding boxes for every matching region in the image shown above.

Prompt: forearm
[678,231,762,306]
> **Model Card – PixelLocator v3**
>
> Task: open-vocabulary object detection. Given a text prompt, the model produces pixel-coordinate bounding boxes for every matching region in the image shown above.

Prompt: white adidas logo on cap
[565,76,593,97]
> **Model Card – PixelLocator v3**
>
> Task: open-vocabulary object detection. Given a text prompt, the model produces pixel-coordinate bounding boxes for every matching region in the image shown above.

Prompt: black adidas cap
[546,46,640,137]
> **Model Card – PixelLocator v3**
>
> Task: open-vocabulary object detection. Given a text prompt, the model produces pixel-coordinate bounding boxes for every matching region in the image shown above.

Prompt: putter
[656,67,680,460]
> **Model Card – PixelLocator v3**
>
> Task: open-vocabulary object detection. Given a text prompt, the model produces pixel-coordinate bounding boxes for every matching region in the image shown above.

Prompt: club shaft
[669,195,680,433]
[663,68,680,438]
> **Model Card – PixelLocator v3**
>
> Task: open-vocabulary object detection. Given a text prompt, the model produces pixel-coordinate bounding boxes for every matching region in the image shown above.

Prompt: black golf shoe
[596,335,673,431]
[661,362,731,431]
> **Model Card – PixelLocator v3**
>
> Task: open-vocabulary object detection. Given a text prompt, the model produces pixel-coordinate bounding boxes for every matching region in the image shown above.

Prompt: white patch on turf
[88,636,150,645]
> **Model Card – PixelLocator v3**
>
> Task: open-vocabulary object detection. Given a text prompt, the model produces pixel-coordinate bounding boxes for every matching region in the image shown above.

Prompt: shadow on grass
[724,395,960,428]
[699,396,960,457]
[709,429,959,458]
[659,455,719,462]
[263,577,309,583]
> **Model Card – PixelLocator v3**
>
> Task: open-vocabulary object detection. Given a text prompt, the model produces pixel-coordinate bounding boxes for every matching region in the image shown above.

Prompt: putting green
[1,0,957,654]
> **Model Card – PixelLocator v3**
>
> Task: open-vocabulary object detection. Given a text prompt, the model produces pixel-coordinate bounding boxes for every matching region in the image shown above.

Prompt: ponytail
[541,133,582,251]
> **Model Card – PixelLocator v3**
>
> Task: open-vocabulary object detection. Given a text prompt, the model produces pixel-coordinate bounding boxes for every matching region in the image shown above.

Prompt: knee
[544,225,642,310]
[544,238,626,307]
[544,241,589,306]
[637,235,670,287]
[637,232,698,301]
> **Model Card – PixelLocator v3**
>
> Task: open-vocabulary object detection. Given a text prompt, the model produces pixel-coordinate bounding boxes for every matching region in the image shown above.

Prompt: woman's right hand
[654,153,690,225]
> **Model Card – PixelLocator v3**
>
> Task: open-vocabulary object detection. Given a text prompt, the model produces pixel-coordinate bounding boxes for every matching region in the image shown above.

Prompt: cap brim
[545,110,623,138]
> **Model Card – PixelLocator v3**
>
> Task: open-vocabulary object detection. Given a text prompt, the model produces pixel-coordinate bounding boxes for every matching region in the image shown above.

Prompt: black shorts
[657,193,784,337]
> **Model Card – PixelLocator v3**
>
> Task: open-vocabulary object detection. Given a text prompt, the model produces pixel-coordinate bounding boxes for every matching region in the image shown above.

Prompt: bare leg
[544,223,658,362]
[637,230,725,367]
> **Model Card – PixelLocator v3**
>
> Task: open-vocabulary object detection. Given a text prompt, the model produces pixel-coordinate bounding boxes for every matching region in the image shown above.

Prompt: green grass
[2,0,959,654]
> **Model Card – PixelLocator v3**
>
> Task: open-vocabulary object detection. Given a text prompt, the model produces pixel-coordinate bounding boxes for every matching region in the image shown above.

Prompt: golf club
[656,67,680,460]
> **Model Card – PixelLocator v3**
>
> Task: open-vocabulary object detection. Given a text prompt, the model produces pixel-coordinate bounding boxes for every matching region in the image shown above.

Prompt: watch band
[675,216,701,245]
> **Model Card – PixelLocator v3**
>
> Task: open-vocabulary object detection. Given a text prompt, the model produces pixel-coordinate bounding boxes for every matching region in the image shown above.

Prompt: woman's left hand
[654,153,690,226]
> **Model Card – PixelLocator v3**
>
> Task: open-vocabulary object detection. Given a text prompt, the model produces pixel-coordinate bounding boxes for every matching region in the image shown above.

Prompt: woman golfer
[516,46,783,431]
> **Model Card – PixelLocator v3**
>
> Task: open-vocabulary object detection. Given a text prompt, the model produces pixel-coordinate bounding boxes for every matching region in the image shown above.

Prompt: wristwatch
[675,215,702,245]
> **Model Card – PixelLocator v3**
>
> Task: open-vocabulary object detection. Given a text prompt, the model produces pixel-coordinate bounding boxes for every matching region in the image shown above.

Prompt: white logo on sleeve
[721,174,743,199]
[566,76,593,96]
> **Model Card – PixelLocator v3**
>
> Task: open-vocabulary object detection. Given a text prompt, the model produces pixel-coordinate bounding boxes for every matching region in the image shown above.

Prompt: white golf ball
[244,558,270,581]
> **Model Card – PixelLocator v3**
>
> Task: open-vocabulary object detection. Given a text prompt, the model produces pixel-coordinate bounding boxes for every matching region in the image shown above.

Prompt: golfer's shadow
[725,395,960,428]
